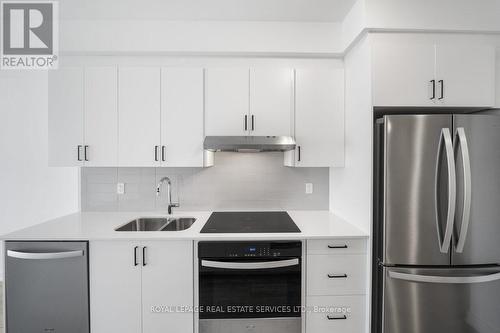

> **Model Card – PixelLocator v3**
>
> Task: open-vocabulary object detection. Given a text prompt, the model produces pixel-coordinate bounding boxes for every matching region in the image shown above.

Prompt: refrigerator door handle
[454,127,472,253]
[435,128,457,253]
[389,270,500,284]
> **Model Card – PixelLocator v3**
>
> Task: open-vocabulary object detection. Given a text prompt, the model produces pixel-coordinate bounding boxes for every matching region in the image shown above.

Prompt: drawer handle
[328,274,348,279]
[328,245,348,249]
[327,315,347,320]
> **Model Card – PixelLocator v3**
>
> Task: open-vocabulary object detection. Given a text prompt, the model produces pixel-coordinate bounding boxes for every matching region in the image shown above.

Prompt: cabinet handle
[244,115,248,131]
[251,115,255,131]
[328,244,348,249]
[327,315,347,320]
[430,80,436,100]
[84,145,89,161]
[298,146,301,162]
[142,246,147,266]
[328,274,348,279]
[161,146,166,162]
[134,246,139,266]
[154,146,159,161]
[77,145,83,161]
[438,80,444,100]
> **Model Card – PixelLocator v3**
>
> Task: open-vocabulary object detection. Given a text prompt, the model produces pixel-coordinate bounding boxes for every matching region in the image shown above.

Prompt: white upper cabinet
[205,68,250,136]
[372,34,496,107]
[435,44,495,107]
[249,68,293,136]
[372,39,436,107]
[84,66,118,167]
[48,67,85,166]
[161,68,205,167]
[118,67,161,167]
[291,68,345,167]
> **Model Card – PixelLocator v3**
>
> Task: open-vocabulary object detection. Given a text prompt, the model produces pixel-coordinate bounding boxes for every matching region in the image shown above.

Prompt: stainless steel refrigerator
[373,113,500,333]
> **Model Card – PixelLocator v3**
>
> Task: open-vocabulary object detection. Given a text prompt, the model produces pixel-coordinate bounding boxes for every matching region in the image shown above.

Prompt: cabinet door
[90,241,142,333]
[141,241,194,333]
[48,67,84,166]
[250,68,293,136]
[294,68,345,167]
[161,68,204,167]
[84,66,118,166]
[372,38,436,107]
[205,68,249,136]
[119,67,161,166]
[435,44,495,107]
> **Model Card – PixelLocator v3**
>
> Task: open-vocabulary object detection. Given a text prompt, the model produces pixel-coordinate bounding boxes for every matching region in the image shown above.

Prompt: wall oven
[198,241,303,333]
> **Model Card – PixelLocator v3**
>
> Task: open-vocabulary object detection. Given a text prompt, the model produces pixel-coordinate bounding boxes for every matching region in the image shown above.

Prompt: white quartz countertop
[2,211,368,241]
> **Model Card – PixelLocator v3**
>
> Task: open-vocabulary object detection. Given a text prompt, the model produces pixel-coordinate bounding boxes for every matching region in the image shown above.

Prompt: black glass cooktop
[200,211,301,233]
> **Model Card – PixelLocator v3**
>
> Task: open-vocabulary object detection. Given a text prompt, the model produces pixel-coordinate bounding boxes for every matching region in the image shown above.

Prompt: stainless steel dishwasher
[5,241,89,333]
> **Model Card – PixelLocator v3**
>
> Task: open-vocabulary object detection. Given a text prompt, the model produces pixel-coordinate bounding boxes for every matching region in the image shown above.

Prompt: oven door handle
[201,258,299,270]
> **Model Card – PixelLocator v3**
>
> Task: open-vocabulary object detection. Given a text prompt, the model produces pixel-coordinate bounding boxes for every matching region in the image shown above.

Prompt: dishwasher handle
[7,250,84,260]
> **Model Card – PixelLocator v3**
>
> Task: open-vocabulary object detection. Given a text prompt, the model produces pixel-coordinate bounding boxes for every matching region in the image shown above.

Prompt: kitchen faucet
[156,176,179,215]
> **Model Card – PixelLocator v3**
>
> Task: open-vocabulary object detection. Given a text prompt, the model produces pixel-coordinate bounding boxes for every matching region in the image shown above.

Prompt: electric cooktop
[200,211,301,233]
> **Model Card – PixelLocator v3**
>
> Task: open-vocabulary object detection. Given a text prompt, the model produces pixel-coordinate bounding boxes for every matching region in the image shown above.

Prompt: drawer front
[306,295,365,333]
[307,239,366,255]
[307,254,366,296]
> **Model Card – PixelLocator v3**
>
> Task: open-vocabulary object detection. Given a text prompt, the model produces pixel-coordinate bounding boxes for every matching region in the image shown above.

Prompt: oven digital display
[248,247,257,252]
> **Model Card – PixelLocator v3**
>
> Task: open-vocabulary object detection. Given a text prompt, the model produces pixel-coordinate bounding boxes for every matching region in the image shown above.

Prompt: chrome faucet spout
[156,176,179,215]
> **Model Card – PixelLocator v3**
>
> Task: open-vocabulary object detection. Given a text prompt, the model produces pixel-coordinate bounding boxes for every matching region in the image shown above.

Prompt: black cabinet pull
[244,115,248,131]
[327,315,347,320]
[161,146,166,162]
[328,274,348,279]
[251,115,255,131]
[142,246,147,266]
[84,145,89,161]
[154,146,159,161]
[430,80,436,100]
[133,246,139,266]
[298,146,301,162]
[77,145,83,161]
[438,80,444,100]
[328,244,348,249]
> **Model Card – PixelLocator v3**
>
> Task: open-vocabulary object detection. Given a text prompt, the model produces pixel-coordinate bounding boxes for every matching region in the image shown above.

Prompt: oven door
[199,257,302,333]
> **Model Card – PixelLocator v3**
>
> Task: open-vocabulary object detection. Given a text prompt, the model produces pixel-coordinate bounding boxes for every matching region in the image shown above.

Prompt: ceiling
[59,0,357,22]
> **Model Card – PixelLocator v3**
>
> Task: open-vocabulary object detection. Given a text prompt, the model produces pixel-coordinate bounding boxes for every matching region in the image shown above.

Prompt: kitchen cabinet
[118,67,162,166]
[305,238,367,333]
[48,67,85,166]
[372,35,495,107]
[90,240,194,333]
[205,68,250,136]
[84,66,118,166]
[288,68,345,167]
[249,68,293,136]
[161,68,205,167]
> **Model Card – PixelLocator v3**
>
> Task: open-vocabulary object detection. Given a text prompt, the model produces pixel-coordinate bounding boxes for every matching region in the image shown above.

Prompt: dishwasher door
[5,241,89,333]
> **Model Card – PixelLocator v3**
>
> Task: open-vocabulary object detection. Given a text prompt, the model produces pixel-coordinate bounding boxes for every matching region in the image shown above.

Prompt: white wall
[0,71,80,274]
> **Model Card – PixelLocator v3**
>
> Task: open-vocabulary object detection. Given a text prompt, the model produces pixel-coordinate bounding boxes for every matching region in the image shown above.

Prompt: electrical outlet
[305,183,313,194]
[117,183,125,195]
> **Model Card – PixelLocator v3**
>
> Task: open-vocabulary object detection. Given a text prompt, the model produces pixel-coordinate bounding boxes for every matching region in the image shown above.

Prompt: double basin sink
[115,217,196,232]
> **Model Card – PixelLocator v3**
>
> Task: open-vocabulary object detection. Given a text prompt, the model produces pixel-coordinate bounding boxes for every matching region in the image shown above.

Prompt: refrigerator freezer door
[383,266,500,333]
[452,114,500,265]
[5,241,89,333]
[382,115,453,265]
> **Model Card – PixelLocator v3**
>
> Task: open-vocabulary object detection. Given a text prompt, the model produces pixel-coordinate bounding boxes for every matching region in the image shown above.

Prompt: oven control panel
[198,241,302,258]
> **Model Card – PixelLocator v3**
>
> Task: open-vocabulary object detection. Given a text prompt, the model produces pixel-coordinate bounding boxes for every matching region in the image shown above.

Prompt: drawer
[306,295,365,333]
[307,254,366,295]
[307,239,366,255]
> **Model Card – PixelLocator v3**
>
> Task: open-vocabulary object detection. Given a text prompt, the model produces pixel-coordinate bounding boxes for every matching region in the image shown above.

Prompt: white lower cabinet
[306,239,367,333]
[90,240,194,333]
[306,295,366,333]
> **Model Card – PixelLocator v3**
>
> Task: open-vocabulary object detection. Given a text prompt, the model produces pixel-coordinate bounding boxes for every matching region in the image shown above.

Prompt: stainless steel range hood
[204,136,296,152]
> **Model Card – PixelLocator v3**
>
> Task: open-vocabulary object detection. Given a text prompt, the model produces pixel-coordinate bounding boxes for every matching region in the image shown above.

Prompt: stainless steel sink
[161,218,196,231]
[115,217,196,231]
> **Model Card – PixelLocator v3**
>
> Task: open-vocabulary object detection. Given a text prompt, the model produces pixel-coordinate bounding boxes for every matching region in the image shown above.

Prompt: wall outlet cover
[117,183,125,195]
[305,183,313,194]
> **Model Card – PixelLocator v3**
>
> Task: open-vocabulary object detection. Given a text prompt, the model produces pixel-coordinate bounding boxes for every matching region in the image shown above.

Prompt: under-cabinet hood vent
[203,136,296,152]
